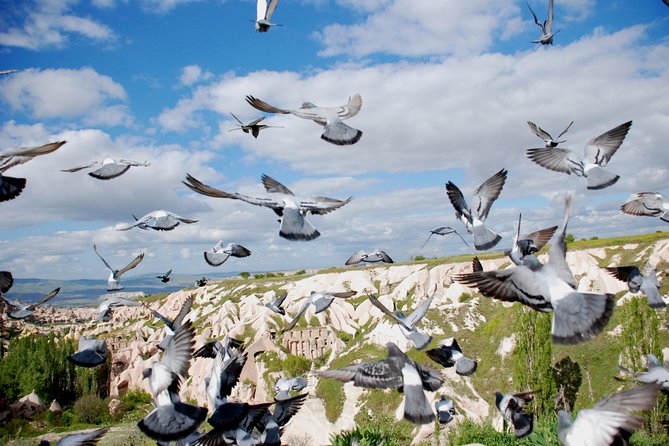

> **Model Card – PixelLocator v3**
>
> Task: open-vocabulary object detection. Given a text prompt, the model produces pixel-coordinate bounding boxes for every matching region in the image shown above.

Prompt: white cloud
[179,65,213,87]
[139,0,206,14]
[0,0,117,50]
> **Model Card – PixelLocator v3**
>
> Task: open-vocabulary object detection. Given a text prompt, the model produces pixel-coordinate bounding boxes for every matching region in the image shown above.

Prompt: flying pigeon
[153,295,195,351]
[229,113,282,138]
[68,336,108,368]
[435,396,457,425]
[93,244,145,291]
[254,393,308,446]
[245,94,363,145]
[527,0,560,45]
[282,290,356,333]
[256,0,281,32]
[454,194,615,344]
[527,120,574,147]
[421,226,469,249]
[426,338,478,376]
[183,173,352,241]
[274,376,308,401]
[61,158,149,180]
[196,277,208,287]
[157,269,172,283]
[138,321,207,442]
[0,141,66,202]
[620,192,669,223]
[265,291,288,315]
[496,390,537,438]
[446,169,507,250]
[606,264,665,308]
[366,293,434,350]
[194,336,244,362]
[317,342,443,424]
[557,383,661,446]
[616,354,669,391]
[505,214,557,266]
[119,210,198,231]
[526,121,632,190]
[96,295,143,322]
[345,249,394,265]
[7,287,60,320]
[204,241,252,267]
[38,427,109,446]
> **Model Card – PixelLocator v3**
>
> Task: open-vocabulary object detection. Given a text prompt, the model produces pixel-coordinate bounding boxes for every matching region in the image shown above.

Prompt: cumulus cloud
[179,65,214,87]
[139,0,206,14]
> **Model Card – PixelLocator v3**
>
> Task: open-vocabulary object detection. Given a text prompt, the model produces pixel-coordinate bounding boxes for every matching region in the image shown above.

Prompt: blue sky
[1,0,668,282]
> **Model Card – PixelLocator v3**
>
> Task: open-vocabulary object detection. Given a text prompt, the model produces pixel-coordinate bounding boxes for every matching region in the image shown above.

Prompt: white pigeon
[256,0,280,32]
[183,173,352,241]
[61,158,149,180]
[0,141,66,202]
[345,249,393,265]
[204,241,252,267]
[606,264,665,309]
[246,94,363,145]
[7,288,60,320]
[93,244,145,291]
[446,169,507,250]
[527,120,573,147]
[366,293,434,350]
[527,121,632,190]
[282,290,357,333]
[557,383,661,446]
[119,210,198,231]
[527,0,560,45]
[620,192,669,223]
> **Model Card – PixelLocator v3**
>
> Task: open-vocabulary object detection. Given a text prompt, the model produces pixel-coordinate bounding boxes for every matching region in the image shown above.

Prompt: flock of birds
[2,1,669,445]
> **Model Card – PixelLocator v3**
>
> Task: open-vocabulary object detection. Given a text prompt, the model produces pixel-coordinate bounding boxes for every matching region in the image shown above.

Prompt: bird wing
[414,362,444,391]
[526,121,553,143]
[0,271,13,293]
[245,95,291,114]
[183,174,283,210]
[61,161,98,173]
[454,268,548,309]
[164,269,172,278]
[345,250,367,265]
[546,0,554,34]
[300,196,353,215]
[162,321,195,377]
[605,266,640,283]
[152,310,173,328]
[338,94,363,119]
[404,294,435,328]
[521,225,558,252]
[265,0,280,21]
[583,121,632,167]
[526,147,580,174]
[93,244,114,272]
[0,141,66,159]
[227,243,252,257]
[621,193,664,217]
[173,295,195,328]
[332,291,356,299]
[273,393,308,426]
[29,287,60,309]
[472,256,484,272]
[282,300,311,333]
[219,351,248,399]
[547,194,576,287]
[230,112,245,126]
[56,427,109,446]
[366,294,410,329]
[274,291,288,306]
[257,0,267,21]
[116,253,145,277]
[445,182,471,222]
[261,174,295,195]
[556,120,574,140]
[526,2,542,28]
[471,169,507,220]
[374,249,394,263]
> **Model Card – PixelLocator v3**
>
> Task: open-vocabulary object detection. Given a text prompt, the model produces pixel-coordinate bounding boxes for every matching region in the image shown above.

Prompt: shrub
[240,272,250,278]
[447,418,517,445]
[73,395,109,424]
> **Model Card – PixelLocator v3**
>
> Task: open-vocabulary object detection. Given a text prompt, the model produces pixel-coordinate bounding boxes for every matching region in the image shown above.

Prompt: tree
[553,356,582,412]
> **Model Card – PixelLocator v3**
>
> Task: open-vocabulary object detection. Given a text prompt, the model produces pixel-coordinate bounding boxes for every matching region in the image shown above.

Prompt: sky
[0,0,668,282]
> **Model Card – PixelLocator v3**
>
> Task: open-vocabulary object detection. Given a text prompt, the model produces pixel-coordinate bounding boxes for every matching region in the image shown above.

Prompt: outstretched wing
[338,94,363,119]
[61,161,98,173]
[93,244,114,272]
[583,121,632,167]
[527,121,553,143]
[30,287,60,309]
[261,174,294,195]
[472,169,507,220]
[282,300,311,333]
[246,95,291,114]
[117,253,145,276]
[300,196,353,215]
[183,174,282,210]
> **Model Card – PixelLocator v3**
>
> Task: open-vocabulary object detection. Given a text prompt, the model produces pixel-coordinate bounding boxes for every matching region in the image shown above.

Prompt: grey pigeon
[246,94,363,145]
[138,321,207,442]
[96,295,143,322]
[93,244,145,291]
[194,337,244,362]
[621,192,669,223]
[435,396,456,424]
[505,214,557,266]
[527,0,560,45]
[606,264,664,308]
[496,390,536,438]
[265,291,288,315]
[229,113,282,138]
[455,194,615,344]
[557,383,661,446]
[527,120,574,147]
[8,287,60,320]
[446,169,507,250]
[153,295,195,351]
[61,158,149,180]
[184,173,352,241]
[317,342,443,424]
[204,241,252,267]
[0,141,66,202]
[256,0,281,32]
[254,393,308,445]
[617,354,669,391]
[366,293,434,350]
[196,277,208,287]
[426,338,478,376]
[119,209,198,231]
[282,290,356,333]
[68,336,108,368]
[345,249,393,265]
[38,427,109,446]
[274,377,308,401]
[527,121,632,190]
[157,269,172,283]
[421,226,469,249]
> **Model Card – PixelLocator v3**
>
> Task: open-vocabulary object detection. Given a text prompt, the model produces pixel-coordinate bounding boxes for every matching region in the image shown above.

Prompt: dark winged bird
[426,338,478,376]
[204,241,252,267]
[557,383,661,446]
[183,173,352,241]
[246,94,363,145]
[38,427,109,446]
[7,287,60,320]
[265,291,288,315]
[61,158,149,180]
[454,194,615,344]
[527,121,632,190]
[527,120,573,147]
[68,336,108,368]
[0,141,66,202]
[446,169,507,250]
[317,342,443,424]
[496,390,537,438]
[620,192,669,223]
[157,269,172,283]
[119,210,198,231]
[254,393,308,445]
[421,226,469,249]
[435,396,457,425]
[194,336,244,362]
[345,249,393,265]
[366,293,434,350]
[606,264,665,308]
[229,113,281,138]
[506,214,557,266]
[152,295,195,350]
[93,244,145,291]
[527,0,560,45]
[0,271,13,295]
[138,321,207,442]
[256,0,281,32]
[282,290,356,333]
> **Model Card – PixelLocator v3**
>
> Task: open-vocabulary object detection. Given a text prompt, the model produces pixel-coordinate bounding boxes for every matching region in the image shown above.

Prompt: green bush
[446,418,517,445]
[240,272,250,278]
[330,426,387,446]
[73,395,109,424]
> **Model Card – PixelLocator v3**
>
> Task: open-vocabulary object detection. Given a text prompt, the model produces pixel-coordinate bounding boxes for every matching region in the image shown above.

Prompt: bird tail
[403,384,435,424]
[137,403,207,441]
[0,175,26,202]
[321,121,362,146]
[472,222,501,250]
[409,331,432,351]
[455,357,478,376]
[68,350,107,368]
[279,217,320,241]
[438,411,453,424]
[552,292,614,345]
[586,166,619,190]
[644,287,666,309]
[512,411,534,438]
